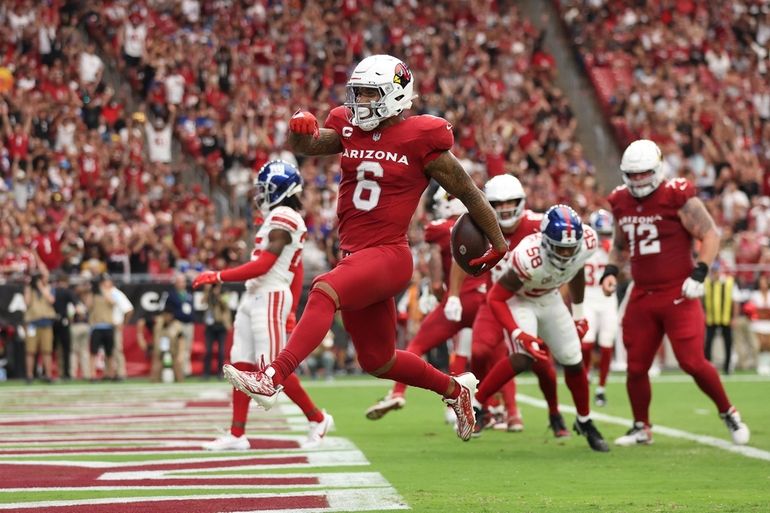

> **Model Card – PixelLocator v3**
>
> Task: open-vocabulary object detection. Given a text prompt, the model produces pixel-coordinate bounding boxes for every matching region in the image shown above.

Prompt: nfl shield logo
[373,132,381,142]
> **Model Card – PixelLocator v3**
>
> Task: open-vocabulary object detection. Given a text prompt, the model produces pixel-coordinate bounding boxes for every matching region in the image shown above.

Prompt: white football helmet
[344,54,416,131]
[433,187,467,219]
[484,174,526,228]
[620,139,664,198]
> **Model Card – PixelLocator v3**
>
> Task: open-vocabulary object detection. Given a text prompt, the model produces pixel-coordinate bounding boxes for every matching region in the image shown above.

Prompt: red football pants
[623,285,731,425]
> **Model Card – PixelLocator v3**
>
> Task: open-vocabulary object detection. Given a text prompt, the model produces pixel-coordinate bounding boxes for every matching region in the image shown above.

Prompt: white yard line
[516,393,770,462]
[0,488,409,512]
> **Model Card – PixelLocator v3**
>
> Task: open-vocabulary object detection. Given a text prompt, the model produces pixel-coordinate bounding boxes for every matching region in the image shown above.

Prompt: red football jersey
[424,217,487,294]
[325,107,453,252]
[608,178,696,290]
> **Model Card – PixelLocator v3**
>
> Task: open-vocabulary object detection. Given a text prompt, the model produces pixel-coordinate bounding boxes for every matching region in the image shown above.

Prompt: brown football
[450,213,488,275]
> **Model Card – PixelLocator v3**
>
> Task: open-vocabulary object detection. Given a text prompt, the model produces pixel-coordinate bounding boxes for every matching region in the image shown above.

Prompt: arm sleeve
[486,282,519,333]
[219,251,279,282]
[289,261,304,315]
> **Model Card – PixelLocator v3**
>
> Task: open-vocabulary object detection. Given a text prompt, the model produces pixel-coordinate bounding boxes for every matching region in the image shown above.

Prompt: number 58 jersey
[608,178,696,291]
[245,206,306,294]
[508,226,599,298]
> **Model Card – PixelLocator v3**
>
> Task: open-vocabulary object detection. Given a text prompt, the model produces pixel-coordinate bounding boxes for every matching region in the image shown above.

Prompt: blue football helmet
[540,204,584,270]
[254,160,303,213]
[589,209,614,236]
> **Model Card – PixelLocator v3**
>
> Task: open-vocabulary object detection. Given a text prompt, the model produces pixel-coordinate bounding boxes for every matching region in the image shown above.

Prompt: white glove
[418,292,439,314]
[681,277,705,299]
[681,262,708,299]
[443,295,463,322]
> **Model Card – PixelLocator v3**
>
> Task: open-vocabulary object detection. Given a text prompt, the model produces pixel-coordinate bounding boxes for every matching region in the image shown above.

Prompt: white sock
[596,386,605,394]
[577,414,591,423]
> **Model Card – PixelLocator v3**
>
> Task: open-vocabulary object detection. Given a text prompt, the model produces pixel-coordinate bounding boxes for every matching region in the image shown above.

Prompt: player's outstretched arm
[425,151,506,253]
[600,222,628,296]
[192,229,291,288]
[678,196,719,266]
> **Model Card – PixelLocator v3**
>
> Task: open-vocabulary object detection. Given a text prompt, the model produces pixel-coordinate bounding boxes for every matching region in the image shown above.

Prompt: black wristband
[690,261,708,283]
[599,264,620,285]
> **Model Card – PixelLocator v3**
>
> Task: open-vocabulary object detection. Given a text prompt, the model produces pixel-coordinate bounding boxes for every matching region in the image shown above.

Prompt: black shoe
[594,391,607,407]
[548,413,571,438]
[573,419,610,452]
[472,406,486,438]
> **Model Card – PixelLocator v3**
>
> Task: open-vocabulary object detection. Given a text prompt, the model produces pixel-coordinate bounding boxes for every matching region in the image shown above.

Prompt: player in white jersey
[193,160,333,451]
[474,205,610,452]
[581,209,619,406]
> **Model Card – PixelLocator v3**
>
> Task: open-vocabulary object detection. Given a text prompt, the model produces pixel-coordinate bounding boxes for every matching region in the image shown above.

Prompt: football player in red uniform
[450,175,566,436]
[363,187,488,422]
[222,54,507,441]
[601,139,750,446]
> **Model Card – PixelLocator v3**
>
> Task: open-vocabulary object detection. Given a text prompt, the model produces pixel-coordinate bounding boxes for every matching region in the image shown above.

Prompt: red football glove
[468,246,506,276]
[192,271,220,289]
[574,318,589,341]
[511,328,549,362]
[285,311,297,334]
[289,110,320,139]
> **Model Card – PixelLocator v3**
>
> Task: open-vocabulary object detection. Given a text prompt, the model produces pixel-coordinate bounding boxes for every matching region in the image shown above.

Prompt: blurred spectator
[748,274,770,375]
[110,278,134,381]
[85,273,116,382]
[23,273,56,383]
[165,272,194,377]
[70,280,91,380]
[202,283,231,379]
[703,263,741,374]
[52,273,77,380]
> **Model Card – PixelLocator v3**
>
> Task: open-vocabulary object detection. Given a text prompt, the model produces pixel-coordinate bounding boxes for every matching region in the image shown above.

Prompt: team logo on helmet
[393,63,412,87]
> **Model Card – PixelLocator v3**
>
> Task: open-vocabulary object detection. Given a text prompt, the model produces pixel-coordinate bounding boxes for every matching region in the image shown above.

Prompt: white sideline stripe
[0,488,409,512]
[0,439,355,455]
[0,433,323,442]
[0,437,351,451]
[93,471,389,485]
[0,450,369,469]
[0,472,392,492]
[516,393,770,461]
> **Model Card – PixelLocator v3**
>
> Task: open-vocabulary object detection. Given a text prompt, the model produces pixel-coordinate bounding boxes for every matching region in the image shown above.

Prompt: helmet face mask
[254,160,303,215]
[345,55,415,132]
[491,199,524,228]
[540,205,584,271]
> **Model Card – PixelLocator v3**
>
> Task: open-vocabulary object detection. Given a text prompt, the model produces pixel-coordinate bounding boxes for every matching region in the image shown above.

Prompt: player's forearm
[219,252,278,282]
[487,282,518,333]
[695,229,720,267]
[288,129,342,156]
[447,259,468,297]
[568,271,586,305]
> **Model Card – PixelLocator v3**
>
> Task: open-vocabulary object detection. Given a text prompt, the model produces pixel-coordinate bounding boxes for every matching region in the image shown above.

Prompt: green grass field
[0,373,768,513]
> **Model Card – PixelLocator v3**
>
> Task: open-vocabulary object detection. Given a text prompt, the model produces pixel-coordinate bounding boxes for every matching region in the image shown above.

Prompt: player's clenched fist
[289,110,320,138]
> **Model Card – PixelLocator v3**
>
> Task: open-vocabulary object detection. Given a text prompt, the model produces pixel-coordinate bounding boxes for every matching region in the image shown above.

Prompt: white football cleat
[222,364,282,410]
[443,372,479,442]
[365,392,406,420]
[720,406,750,445]
[302,410,334,449]
[202,433,250,451]
[614,422,653,446]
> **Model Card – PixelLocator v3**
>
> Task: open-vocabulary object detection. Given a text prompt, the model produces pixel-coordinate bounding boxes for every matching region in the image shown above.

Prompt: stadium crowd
[1,0,768,381]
